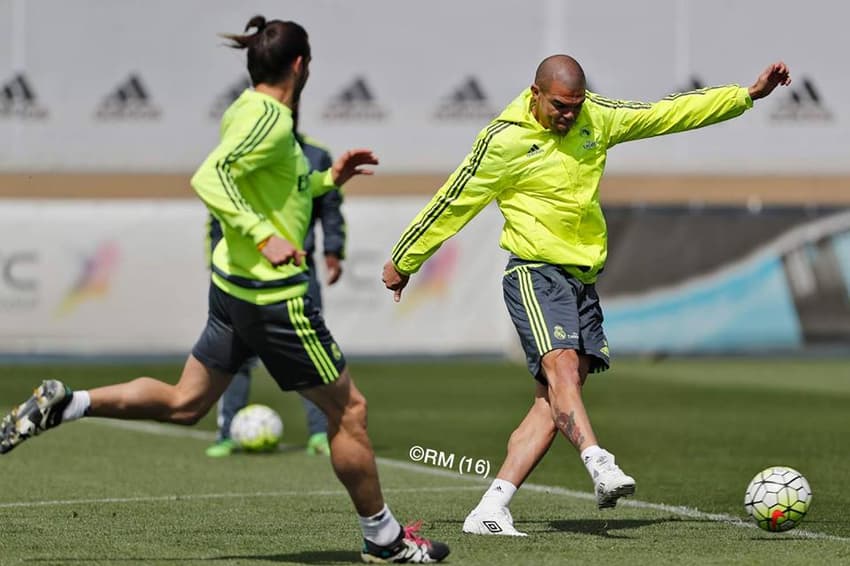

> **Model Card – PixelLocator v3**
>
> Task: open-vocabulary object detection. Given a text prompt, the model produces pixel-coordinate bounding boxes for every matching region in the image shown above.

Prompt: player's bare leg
[300,369,384,516]
[1,354,230,454]
[541,349,597,451]
[496,383,558,486]
[463,382,555,536]
[544,349,635,509]
[88,355,231,424]
[302,368,449,562]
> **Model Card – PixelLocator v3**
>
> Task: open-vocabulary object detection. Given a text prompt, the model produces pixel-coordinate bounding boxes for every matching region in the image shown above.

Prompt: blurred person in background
[1,15,449,563]
[205,125,346,459]
[383,54,791,536]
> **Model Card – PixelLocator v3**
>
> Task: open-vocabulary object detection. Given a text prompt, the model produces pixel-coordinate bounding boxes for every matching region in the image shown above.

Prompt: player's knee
[337,389,367,431]
[542,350,582,389]
[347,389,368,421]
[172,412,202,426]
[170,406,205,426]
[170,395,212,425]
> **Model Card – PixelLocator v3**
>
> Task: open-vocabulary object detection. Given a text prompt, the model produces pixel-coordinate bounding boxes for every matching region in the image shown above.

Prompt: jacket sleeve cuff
[311,169,337,196]
[248,221,277,247]
[739,86,754,110]
[393,260,415,276]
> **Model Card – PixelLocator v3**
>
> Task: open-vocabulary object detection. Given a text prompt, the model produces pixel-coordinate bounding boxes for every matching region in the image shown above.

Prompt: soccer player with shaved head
[384,54,791,536]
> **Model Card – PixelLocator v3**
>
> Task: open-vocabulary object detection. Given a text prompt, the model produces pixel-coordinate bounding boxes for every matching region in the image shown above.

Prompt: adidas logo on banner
[771,78,832,122]
[434,76,497,120]
[322,77,386,121]
[0,73,48,119]
[664,76,705,98]
[679,76,705,92]
[95,74,161,120]
[209,76,252,120]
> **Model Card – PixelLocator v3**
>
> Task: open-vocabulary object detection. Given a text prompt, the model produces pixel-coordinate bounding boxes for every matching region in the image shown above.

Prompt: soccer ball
[744,466,812,532]
[229,404,283,452]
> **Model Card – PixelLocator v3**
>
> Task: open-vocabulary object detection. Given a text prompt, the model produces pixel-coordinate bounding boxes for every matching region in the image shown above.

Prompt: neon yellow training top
[191,90,336,304]
[391,85,753,283]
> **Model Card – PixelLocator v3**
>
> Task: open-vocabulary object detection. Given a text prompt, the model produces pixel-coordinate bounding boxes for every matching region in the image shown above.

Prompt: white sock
[581,445,604,474]
[359,504,402,546]
[479,478,517,509]
[61,391,91,422]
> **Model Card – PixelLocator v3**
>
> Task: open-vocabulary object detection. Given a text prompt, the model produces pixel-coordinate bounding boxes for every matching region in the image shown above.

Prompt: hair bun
[245,15,267,33]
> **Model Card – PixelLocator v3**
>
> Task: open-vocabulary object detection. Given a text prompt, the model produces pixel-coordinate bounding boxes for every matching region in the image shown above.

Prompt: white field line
[375,458,848,542]
[0,486,482,509]
[1,418,845,543]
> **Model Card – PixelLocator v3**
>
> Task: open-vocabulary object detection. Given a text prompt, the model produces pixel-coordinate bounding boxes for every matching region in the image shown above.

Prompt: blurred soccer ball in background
[229,404,284,452]
[744,466,812,532]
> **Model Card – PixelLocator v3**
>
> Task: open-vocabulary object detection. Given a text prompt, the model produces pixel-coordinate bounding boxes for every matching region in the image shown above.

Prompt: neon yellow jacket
[191,90,335,304]
[391,85,753,283]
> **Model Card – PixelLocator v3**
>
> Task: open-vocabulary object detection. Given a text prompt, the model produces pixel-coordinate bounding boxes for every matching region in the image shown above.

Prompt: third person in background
[383,55,791,536]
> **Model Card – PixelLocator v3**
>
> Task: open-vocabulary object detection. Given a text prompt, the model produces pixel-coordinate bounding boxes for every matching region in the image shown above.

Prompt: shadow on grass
[543,517,682,538]
[434,515,684,539]
[212,550,360,564]
[24,550,359,564]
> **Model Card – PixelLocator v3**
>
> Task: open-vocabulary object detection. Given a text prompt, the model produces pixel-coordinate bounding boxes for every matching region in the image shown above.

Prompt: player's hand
[748,62,791,101]
[331,149,379,187]
[382,260,410,303]
[325,254,343,285]
[260,235,306,267]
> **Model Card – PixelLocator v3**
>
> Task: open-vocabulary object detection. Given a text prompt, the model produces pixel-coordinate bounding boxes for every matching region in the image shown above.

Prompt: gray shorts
[192,284,345,391]
[503,256,610,383]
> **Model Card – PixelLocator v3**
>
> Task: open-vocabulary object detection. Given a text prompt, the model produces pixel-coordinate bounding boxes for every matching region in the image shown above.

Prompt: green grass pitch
[0,358,848,565]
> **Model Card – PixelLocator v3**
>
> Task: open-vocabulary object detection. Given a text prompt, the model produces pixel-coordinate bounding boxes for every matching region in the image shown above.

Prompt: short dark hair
[222,15,310,86]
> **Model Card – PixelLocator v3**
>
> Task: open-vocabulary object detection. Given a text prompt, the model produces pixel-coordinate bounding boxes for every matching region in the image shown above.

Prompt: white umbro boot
[462,505,528,536]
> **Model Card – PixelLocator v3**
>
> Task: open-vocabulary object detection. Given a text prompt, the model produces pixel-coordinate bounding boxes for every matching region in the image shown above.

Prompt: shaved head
[534,55,586,91]
[530,55,586,135]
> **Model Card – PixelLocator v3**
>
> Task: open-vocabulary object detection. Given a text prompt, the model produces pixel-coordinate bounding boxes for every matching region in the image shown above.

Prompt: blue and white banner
[0,200,847,356]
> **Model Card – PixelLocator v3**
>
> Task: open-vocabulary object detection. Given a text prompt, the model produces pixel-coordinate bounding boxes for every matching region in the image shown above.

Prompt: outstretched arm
[748,61,792,101]
[385,123,510,302]
[605,61,793,146]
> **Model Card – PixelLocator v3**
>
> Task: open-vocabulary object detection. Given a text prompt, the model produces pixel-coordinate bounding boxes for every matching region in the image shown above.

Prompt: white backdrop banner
[0,201,210,354]
[0,0,846,174]
[0,198,515,356]
[0,199,841,357]
[319,198,513,356]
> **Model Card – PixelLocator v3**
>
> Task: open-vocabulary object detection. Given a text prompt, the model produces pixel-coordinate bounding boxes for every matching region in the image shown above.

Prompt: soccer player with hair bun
[1,15,449,564]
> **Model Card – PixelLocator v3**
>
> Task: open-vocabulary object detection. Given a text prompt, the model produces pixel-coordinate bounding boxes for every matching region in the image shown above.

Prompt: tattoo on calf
[556,410,585,447]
